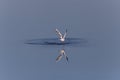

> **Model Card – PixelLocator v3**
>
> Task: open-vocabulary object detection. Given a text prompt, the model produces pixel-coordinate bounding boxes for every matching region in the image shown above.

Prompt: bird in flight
[56,28,67,42]
[56,49,68,62]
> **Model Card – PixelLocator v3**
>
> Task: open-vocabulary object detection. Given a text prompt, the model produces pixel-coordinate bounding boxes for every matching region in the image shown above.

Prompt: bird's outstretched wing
[56,54,63,62]
[65,56,69,62]
[63,50,69,62]
[56,29,63,39]
[63,29,67,39]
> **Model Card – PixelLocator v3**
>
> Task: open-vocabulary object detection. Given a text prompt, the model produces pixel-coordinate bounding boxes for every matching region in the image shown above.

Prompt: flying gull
[56,28,67,42]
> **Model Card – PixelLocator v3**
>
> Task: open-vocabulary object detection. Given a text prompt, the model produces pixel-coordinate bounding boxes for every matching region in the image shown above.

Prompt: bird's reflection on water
[25,38,87,62]
[56,46,69,63]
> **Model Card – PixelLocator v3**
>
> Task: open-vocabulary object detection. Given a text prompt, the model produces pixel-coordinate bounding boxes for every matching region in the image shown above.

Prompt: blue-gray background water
[0,0,120,80]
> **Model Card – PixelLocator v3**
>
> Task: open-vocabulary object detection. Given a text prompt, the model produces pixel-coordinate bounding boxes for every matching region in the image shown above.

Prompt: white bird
[56,28,67,42]
[56,49,68,62]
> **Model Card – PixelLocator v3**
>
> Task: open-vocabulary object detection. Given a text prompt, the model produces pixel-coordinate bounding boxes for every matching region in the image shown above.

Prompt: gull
[56,49,68,62]
[56,28,67,42]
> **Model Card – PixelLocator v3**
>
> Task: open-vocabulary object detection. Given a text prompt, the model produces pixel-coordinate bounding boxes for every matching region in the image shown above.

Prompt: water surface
[0,0,120,80]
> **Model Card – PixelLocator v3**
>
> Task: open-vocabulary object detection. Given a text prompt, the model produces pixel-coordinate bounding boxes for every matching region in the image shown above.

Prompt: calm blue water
[0,0,120,80]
